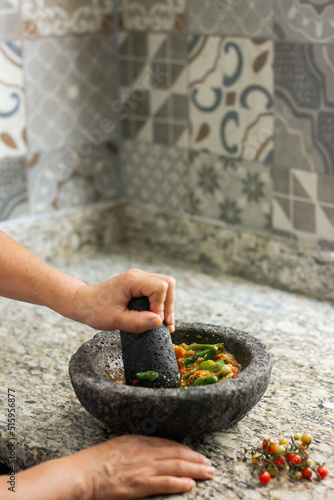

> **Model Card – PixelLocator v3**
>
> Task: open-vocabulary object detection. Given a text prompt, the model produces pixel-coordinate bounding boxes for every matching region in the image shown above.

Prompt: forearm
[0,456,87,500]
[0,231,85,319]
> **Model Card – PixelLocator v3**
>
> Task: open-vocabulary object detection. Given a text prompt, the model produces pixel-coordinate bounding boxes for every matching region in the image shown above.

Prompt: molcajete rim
[69,321,272,440]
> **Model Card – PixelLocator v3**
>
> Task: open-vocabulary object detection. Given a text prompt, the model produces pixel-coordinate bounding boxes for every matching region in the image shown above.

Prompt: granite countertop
[0,242,334,500]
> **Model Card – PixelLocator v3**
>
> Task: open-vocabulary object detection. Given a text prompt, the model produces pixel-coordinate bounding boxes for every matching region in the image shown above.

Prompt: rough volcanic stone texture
[120,297,180,388]
[69,322,272,441]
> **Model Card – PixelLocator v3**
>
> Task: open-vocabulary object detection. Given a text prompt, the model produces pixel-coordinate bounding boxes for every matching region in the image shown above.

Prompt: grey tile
[120,0,187,32]
[28,142,119,214]
[189,151,272,231]
[272,168,334,245]
[318,174,334,204]
[153,123,169,145]
[0,158,28,221]
[119,32,189,148]
[293,200,315,233]
[189,0,274,38]
[274,42,334,176]
[272,167,290,194]
[274,196,290,219]
[321,206,334,226]
[274,0,334,44]
[122,140,190,212]
[24,33,118,154]
[0,0,20,39]
[292,175,310,199]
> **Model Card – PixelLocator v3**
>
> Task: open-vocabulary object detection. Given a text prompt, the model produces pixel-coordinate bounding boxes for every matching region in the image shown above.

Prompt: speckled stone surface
[122,203,334,304]
[0,243,334,499]
[0,201,124,260]
[1,201,334,303]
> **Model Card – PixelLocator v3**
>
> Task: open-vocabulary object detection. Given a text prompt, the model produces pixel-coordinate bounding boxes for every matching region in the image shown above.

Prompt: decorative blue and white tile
[22,0,113,39]
[0,41,28,159]
[189,151,272,231]
[0,157,28,221]
[0,0,20,39]
[24,33,118,154]
[189,0,274,38]
[119,0,187,32]
[274,0,334,44]
[188,36,274,164]
[27,142,119,214]
[274,42,334,176]
[119,31,189,148]
[272,167,334,246]
[122,140,190,212]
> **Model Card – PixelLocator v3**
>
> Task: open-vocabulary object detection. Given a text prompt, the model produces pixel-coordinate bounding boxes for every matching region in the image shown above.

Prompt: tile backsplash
[0,0,333,249]
[188,35,274,163]
[21,0,113,38]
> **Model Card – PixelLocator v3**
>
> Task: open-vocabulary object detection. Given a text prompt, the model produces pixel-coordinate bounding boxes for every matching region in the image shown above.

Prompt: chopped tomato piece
[195,370,212,378]
[174,346,186,359]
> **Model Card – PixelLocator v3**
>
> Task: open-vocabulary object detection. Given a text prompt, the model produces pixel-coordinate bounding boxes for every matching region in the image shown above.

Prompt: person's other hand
[71,268,176,333]
[73,435,215,500]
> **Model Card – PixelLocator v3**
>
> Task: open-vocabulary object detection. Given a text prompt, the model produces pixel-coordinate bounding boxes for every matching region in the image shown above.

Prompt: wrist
[4,456,89,500]
[70,283,96,327]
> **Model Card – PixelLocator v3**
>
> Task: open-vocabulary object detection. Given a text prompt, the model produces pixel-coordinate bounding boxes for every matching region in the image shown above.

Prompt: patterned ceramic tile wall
[28,142,118,214]
[188,36,274,164]
[272,168,334,246]
[188,0,274,38]
[274,0,334,44]
[189,151,272,231]
[0,157,28,221]
[119,31,189,148]
[0,41,28,159]
[272,41,334,245]
[22,0,113,38]
[119,0,187,32]
[274,42,334,176]
[0,0,20,39]
[122,139,190,211]
[24,32,118,154]
[0,2,120,223]
[1,0,333,251]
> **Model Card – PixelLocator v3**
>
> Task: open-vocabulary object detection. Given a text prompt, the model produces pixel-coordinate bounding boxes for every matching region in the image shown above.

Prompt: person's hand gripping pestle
[120,297,181,388]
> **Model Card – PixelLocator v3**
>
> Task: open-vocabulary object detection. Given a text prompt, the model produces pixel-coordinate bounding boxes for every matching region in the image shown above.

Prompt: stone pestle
[120,297,181,388]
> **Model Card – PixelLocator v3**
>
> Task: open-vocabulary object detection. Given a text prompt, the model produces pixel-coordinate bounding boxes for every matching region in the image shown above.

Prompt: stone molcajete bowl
[69,322,272,441]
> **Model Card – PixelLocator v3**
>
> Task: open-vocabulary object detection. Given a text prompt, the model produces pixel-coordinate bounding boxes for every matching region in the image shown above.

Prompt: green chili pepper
[197,360,216,370]
[183,368,197,379]
[188,374,218,386]
[218,364,232,378]
[136,371,159,381]
[184,348,212,367]
[203,345,219,362]
[198,360,225,373]
[187,343,222,351]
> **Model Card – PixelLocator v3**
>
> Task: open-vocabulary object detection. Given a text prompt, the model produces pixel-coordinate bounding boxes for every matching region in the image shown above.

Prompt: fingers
[137,460,214,499]
[144,437,211,465]
[154,459,215,480]
[143,476,197,497]
[124,269,176,333]
[113,308,162,333]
